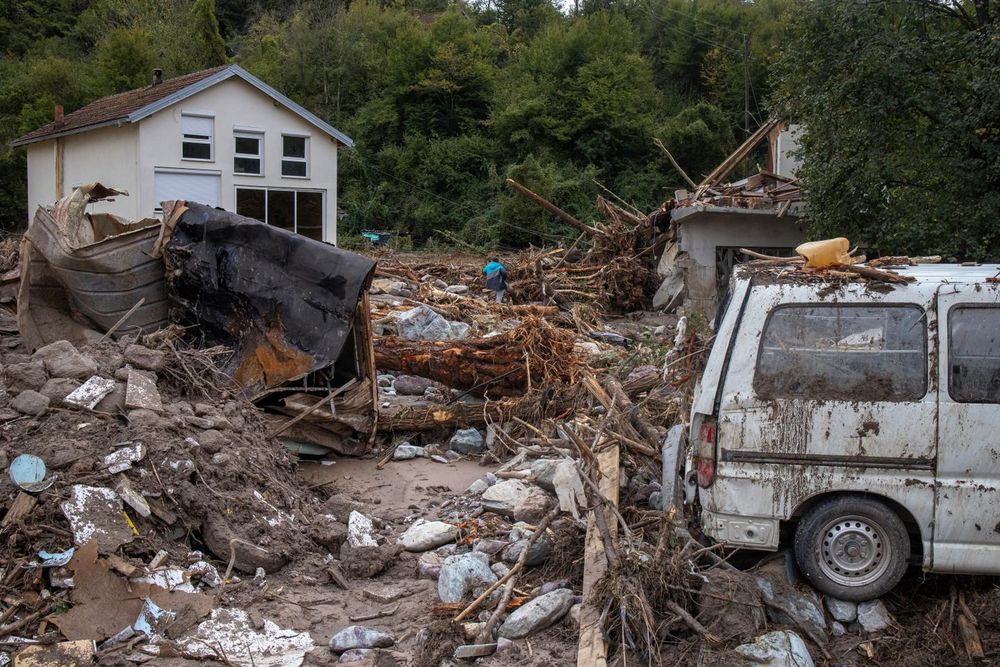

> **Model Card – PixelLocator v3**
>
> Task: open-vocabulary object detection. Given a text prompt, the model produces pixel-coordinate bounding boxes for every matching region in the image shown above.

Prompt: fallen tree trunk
[374,336,526,396]
[373,317,580,397]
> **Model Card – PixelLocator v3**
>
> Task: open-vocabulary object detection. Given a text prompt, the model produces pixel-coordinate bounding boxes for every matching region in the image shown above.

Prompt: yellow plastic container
[796,237,851,269]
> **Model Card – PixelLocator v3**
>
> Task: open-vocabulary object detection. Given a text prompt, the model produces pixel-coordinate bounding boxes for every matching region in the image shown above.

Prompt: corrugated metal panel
[18,206,168,350]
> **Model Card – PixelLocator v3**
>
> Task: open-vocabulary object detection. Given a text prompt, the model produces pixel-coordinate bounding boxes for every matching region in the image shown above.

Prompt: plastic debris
[38,548,75,568]
[9,454,54,493]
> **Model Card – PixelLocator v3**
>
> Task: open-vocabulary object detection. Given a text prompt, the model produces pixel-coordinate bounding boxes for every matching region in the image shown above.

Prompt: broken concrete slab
[123,344,166,371]
[176,608,314,666]
[124,368,162,412]
[64,376,115,410]
[101,443,146,474]
[60,485,135,552]
[115,476,151,518]
[454,643,497,659]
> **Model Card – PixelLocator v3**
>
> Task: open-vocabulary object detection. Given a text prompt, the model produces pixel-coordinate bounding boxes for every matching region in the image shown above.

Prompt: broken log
[505,179,602,237]
[373,318,579,396]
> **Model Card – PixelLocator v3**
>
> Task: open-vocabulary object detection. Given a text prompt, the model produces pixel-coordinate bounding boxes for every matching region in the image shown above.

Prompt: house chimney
[54,105,64,126]
[152,68,163,86]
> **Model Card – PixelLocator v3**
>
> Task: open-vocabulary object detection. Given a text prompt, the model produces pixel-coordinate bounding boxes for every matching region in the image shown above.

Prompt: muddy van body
[689,264,1000,600]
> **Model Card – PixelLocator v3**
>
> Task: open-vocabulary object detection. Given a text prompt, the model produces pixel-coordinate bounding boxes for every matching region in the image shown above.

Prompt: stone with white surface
[398,520,458,552]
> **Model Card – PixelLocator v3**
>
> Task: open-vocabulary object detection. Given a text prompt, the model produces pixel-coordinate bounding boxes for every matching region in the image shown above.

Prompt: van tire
[794,496,909,602]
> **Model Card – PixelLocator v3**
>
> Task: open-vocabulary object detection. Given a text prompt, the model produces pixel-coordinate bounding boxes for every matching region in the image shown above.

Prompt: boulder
[393,375,438,396]
[498,589,575,639]
[445,284,470,295]
[417,546,455,580]
[513,488,554,523]
[466,479,489,495]
[529,459,560,491]
[734,631,814,667]
[448,428,485,455]
[501,536,552,567]
[857,600,891,633]
[481,480,533,517]
[393,444,425,460]
[398,520,458,552]
[39,378,82,404]
[33,340,97,379]
[438,553,497,603]
[328,626,394,653]
[756,577,826,639]
[12,389,50,416]
[123,344,167,372]
[5,361,48,392]
[824,598,857,624]
[395,305,454,341]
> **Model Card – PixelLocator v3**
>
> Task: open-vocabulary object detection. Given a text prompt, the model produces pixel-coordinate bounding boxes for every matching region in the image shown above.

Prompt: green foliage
[772,0,1000,259]
[190,0,228,66]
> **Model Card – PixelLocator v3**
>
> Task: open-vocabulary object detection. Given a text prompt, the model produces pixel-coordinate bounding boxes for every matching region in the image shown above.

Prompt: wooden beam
[505,179,601,237]
[576,444,619,667]
[654,138,697,189]
[695,119,780,199]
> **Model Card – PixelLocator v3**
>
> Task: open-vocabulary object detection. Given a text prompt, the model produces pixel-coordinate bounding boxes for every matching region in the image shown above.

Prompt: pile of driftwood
[503,179,662,312]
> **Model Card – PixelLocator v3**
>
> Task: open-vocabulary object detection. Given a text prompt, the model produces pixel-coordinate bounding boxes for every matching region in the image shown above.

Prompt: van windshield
[754,304,927,401]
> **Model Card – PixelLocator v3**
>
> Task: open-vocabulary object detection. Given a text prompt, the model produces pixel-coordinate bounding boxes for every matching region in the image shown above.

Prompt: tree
[190,0,228,67]
[772,0,1000,259]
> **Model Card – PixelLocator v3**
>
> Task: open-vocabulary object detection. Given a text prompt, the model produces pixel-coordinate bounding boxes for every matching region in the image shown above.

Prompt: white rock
[347,511,378,547]
[498,589,575,639]
[481,480,533,517]
[397,519,458,552]
[328,625,394,652]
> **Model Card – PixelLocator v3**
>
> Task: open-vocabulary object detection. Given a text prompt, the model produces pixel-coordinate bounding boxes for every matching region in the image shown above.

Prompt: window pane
[949,306,1000,403]
[296,192,323,241]
[282,159,307,177]
[754,305,927,401]
[267,190,295,232]
[235,136,260,155]
[183,141,211,160]
[234,157,261,174]
[283,135,306,158]
[236,188,265,222]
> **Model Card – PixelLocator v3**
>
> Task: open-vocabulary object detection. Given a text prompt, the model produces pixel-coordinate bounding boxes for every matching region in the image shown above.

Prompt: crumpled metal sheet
[18,184,169,351]
[162,202,376,395]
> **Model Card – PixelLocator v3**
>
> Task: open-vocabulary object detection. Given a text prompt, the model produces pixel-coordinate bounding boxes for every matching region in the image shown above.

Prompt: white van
[688,263,1000,600]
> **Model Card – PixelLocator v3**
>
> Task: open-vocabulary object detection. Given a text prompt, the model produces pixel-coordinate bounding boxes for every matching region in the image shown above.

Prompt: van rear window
[754,304,927,401]
[949,306,1000,403]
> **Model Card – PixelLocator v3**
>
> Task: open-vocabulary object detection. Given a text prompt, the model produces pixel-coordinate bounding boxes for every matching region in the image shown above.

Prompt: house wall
[676,207,807,314]
[137,77,340,243]
[26,124,141,221]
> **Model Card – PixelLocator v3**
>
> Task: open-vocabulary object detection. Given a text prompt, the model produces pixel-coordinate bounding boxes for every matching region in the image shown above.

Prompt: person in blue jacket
[483,258,508,303]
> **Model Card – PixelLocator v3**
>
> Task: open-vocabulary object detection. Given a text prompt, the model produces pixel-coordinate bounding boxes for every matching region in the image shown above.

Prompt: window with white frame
[181,114,214,161]
[235,187,324,241]
[234,131,263,175]
[281,135,308,177]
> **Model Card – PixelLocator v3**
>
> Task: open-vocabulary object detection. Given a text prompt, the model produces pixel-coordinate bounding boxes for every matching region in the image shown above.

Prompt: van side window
[949,306,1000,403]
[754,305,927,401]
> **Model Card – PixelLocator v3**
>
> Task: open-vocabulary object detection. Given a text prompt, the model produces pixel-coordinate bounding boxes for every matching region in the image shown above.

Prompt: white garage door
[153,169,221,212]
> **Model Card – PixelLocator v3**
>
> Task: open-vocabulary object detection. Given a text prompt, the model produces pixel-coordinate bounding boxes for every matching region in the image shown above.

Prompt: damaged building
[652,121,806,315]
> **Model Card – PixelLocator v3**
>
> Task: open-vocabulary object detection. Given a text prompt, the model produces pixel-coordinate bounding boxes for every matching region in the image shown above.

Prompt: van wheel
[794,496,909,602]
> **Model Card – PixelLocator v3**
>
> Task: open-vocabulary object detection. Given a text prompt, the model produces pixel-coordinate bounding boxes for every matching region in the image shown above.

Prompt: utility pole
[743,33,750,139]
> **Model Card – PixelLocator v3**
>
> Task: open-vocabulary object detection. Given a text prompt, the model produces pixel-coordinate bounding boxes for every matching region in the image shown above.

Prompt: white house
[12,65,353,245]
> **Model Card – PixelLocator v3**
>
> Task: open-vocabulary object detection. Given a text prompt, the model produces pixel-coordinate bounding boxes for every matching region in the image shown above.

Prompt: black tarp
[164,202,376,394]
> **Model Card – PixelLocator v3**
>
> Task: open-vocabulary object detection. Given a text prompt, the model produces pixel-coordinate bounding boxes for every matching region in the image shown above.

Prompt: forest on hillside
[0,0,997,257]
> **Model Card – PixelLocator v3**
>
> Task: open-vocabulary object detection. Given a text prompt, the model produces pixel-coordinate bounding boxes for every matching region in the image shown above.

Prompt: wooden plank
[2,492,37,527]
[695,119,780,199]
[576,444,620,667]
